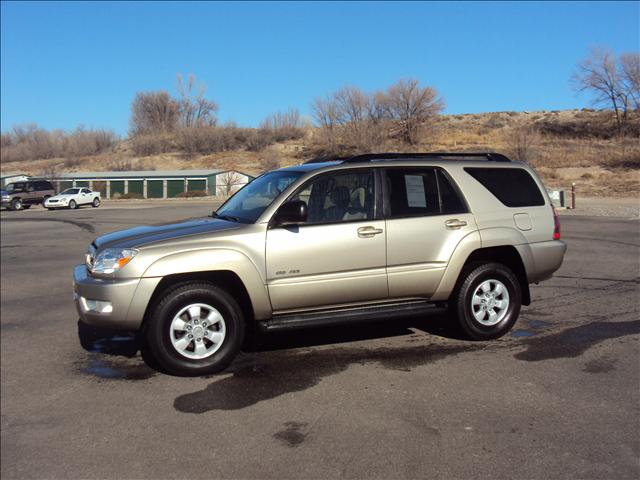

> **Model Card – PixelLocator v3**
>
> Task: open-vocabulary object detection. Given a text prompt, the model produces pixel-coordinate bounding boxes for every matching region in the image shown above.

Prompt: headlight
[91,248,138,275]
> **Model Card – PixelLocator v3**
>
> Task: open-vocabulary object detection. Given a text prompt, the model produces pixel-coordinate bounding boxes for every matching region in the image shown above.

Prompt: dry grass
[2,109,638,197]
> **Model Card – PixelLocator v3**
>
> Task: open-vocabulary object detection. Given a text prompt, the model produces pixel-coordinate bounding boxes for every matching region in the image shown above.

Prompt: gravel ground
[557,196,639,219]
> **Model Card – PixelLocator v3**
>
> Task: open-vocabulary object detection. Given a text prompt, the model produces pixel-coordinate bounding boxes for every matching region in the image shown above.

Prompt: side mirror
[273,200,307,227]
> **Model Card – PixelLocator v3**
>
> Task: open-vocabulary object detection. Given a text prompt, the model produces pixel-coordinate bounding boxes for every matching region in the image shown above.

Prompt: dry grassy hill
[2,109,638,197]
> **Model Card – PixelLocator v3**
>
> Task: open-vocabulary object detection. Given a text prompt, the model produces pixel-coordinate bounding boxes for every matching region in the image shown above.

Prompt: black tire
[68,200,77,209]
[92,197,100,208]
[10,198,22,211]
[143,282,245,376]
[449,262,521,340]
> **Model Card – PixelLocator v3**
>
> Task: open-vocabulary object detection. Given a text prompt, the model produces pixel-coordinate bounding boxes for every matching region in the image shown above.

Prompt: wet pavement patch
[514,320,640,362]
[273,422,309,447]
[76,319,156,381]
[512,330,537,338]
[583,356,619,374]
[82,356,155,381]
[174,343,479,413]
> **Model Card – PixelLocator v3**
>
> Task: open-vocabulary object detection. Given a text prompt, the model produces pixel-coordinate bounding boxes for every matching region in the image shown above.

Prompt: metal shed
[48,169,254,199]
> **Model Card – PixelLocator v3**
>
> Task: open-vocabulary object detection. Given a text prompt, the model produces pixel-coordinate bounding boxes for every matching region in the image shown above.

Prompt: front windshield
[215,171,303,223]
[60,188,80,195]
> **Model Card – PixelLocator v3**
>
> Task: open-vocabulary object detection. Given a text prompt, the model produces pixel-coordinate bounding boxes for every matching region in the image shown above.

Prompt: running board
[258,301,438,332]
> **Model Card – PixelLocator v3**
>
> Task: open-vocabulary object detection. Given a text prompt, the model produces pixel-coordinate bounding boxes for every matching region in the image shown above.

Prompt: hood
[94,217,244,250]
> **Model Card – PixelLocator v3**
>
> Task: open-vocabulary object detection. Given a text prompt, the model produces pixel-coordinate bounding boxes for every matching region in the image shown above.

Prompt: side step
[258,300,439,332]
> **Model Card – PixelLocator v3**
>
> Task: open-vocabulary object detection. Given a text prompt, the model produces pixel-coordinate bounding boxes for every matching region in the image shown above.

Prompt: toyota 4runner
[73,153,567,376]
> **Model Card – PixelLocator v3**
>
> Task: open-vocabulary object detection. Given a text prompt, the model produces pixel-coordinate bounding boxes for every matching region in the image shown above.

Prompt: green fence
[58,181,73,192]
[75,181,90,188]
[147,180,163,198]
[187,179,206,192]
[167,179,185,198]
[110,181,125,197]
[127,180,144,196]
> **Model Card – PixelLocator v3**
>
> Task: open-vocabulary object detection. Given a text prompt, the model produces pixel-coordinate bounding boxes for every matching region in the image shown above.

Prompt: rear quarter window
[465,167,545,207]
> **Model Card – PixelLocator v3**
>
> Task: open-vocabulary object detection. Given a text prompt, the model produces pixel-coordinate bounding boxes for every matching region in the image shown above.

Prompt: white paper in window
[405,175,426,207]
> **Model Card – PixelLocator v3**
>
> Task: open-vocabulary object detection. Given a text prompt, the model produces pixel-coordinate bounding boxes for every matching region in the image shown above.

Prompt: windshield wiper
[213,213,243,223]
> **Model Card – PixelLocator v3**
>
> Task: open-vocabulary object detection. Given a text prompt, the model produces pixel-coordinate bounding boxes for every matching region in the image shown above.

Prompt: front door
[266,169,388,312]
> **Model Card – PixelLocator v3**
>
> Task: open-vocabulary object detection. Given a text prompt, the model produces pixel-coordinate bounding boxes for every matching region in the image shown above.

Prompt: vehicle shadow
[76,308,466,377]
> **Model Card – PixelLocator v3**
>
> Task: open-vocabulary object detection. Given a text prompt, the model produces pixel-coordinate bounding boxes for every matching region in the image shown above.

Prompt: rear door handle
[445,219,467,229]
[358,226,384,238]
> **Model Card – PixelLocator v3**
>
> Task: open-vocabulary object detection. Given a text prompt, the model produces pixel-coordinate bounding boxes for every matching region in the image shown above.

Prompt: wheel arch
[458,246,531,306]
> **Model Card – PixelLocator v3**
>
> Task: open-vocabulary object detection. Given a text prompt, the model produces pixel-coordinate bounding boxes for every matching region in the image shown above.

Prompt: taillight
[552,206,561,240]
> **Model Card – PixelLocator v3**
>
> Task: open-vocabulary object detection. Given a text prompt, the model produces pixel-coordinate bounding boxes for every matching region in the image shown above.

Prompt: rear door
[383,167,477,298]
[266,169,388,311]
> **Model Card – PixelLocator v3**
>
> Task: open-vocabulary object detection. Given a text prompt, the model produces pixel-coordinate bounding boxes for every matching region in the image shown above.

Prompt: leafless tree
[259,146,281,173]
[573,48,632,131]
[504,122,541,164]
[176,73,219,127]
[217,170,244,196]
[382,79,445,144]
[260,108,304,141]
[620,53,640,111]
[129,91,180,136]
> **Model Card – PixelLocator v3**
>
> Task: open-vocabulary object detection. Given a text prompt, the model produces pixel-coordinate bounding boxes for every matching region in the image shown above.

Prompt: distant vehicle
[1,180,56,211]
[45,188,101,210]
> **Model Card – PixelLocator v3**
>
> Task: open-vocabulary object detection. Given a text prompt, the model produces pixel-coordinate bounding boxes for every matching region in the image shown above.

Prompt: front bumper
[45,200,67,208]
[73,264,161,330]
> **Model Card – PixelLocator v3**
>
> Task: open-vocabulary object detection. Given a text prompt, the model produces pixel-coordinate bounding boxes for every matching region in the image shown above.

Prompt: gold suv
[74,153,566,376]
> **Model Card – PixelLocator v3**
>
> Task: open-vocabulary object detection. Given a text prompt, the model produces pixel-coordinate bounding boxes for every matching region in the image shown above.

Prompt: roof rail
[339,152,512,163]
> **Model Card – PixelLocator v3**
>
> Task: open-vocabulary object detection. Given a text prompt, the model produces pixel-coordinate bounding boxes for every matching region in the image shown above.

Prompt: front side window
[61,188,80,195]
[216,171,303,223]
[284,170,375,225]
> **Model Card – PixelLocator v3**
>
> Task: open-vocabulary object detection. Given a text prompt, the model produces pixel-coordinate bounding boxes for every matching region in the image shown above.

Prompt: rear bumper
[521,240,567,283]
[73,265,161,330]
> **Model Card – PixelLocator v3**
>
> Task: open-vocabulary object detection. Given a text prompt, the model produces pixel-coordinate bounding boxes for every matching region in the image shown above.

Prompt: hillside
[2,109,638,197]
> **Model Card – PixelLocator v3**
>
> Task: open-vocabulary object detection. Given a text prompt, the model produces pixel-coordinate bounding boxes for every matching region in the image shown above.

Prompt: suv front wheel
[143,282,245,376]
[450,262,521,340]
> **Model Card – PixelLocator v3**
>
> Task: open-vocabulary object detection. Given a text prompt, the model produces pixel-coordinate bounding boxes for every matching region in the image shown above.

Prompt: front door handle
[445,219,467,229]
[358,226,384,238]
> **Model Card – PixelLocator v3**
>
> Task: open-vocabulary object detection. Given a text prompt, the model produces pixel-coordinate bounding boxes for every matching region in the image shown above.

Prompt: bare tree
[382,79,445,144]
[504,123,541,164]
[217,171,244,196]
[620,53,640,111]
[260,108,304,141]
[259,146,281,173]
[573,48,630,131]
[176,73,219,127]
[129,91,180,136]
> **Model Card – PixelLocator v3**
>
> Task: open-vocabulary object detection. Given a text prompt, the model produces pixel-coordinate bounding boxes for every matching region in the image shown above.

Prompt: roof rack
[339,152,512,163]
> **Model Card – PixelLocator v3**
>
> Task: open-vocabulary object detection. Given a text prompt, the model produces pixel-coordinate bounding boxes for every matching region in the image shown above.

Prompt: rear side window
[465,167,545,207]
[34,181,52,190]
[384,168,467,218]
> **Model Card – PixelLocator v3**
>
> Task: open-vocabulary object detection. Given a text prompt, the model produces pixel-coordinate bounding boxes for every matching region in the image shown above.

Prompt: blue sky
[1,1,638,135]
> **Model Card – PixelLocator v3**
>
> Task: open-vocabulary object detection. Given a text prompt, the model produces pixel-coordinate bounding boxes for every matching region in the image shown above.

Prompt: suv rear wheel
[143,282,245,376]
[450,262,521,340]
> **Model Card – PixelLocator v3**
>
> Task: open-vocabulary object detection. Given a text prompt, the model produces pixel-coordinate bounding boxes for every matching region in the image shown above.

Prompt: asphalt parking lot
[1,201,639,479]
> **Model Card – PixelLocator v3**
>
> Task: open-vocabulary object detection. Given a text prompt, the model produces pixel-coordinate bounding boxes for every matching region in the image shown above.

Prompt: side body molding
[142,249,272,320]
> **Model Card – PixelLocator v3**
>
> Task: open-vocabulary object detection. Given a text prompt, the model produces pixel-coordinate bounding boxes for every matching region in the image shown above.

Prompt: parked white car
[44,188,101,210]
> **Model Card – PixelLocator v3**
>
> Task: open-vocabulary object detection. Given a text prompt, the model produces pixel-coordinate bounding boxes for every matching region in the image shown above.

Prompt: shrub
[176,190,208,198]
[115,192,144,199]
[130,133,174,156]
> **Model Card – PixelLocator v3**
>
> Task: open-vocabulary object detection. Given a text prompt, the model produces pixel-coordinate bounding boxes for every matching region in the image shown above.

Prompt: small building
[49,169,254,199]
[1,172,29,188]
